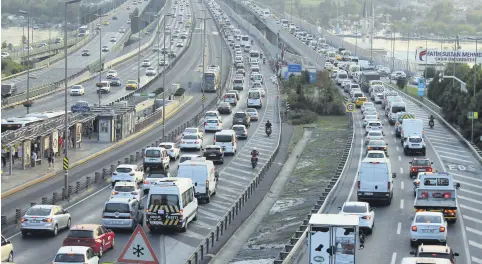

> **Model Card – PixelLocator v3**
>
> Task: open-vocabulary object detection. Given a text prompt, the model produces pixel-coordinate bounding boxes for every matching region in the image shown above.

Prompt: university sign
[416,49,482,63]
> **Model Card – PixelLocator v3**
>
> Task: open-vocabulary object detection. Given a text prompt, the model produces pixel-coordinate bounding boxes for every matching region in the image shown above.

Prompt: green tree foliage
[1,41,7,49]
[427,63,482,147]
[1,58,24,76]
[282,70,345,124]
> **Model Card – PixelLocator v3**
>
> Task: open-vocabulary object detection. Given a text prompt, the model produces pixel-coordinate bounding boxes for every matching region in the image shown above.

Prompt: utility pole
[162,14,173,141]
[198,10,211,114]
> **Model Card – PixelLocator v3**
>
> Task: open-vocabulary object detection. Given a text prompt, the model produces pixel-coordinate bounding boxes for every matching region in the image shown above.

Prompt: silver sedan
[20,205,71,237]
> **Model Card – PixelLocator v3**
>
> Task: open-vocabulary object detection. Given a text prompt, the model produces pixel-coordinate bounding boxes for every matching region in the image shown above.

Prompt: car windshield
[104,202,130,213]
[26,207,51,216]
[206,119,218,123]
[413,159,430,166]
[342,205,367,213]
[145,149,160,157]
[127,81,136,84]
[116,167,133,173]
[246,109,257,114]
[205,147,220,152]
[409,138,423,143]
[219,103,230,107]
[54,254,85,262]
[184,128,197,134]
[114,185,135,192]
[183,135,198,140]
[392,106,406,113]
[415,215,442,223]
[369,140,385,146]
[369,132,382,137]
[368,122,381,127]
[417,253,450,259]
[367,152,385,158]
[205,112,217,117]
[159,144,173,149]
[232,126,244,131]
[215,135,232,142]
[67,230,94,238]
[147,173,168,178]
[72,85,82,89]
[180,156,196,163]
[234,113,245,118]
[149,194,180,207]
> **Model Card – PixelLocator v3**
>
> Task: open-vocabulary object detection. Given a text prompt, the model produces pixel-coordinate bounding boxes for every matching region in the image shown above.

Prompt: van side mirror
[194,193,200,198]
[454,253,459,256]
[337,206,342,210]
[6,240,11,245]
[431,162,433,164]
[392,173,396,178]
[409,251,416,255]
[195,182,198,186]
[409,161,412,164]
[455,183,460,189]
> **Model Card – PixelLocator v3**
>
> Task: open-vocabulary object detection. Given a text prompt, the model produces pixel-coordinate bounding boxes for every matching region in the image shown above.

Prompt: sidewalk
[1,136,110,192]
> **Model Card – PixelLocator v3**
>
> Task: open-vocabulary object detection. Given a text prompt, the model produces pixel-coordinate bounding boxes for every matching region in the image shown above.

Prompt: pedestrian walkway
[1,135,110,192]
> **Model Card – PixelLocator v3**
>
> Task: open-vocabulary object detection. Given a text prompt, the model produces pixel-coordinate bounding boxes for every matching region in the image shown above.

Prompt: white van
[145,178,198,232]
[247,88,262,108]
[357,157,396,205]
[143,147,170,171]
[234,56,243,64]
[244,44,251,52]
[177,157,218,203]
[336,71,349,85]
[400,119,424,140]
[388,102,407,125]
[400,258,451,264]
[214,130,237,154]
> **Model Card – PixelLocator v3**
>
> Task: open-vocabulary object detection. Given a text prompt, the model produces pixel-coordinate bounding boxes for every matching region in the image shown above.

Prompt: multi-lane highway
[3,0,150,97]
[245,4,482,263]
[4,1,283,263]
[2,5,188,118]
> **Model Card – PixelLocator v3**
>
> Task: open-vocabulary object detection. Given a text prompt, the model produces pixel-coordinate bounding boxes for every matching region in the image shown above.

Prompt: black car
[81,49,90,56]
[217,102,232,114]
[203,145,224,164]
[168,51,176,58]
[112,16,118,20]
[110,77,122,86]
[366,140,388,155]
[233,111,250,127]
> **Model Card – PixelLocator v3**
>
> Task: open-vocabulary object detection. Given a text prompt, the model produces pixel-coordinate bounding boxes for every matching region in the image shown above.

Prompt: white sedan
[363,115,379,127]
[142,171,171,194]
[141,59,151,67]
[410,212,447,247]
[176,41,184,47]
[179,134,203,151]
[70,85,85,96]
[363,109,379,119]
[182,127,203,139]
[111,182,141,201]
[145,67,157,76]
[106,70,117,79]
[361,102,375,113]
[204,118,223,132]
[158,142,180,160]
[365,131,384,145]
[338,202,375,234]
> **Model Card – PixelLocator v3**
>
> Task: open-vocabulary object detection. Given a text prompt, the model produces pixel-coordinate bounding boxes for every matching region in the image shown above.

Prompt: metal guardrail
[384,83,482,163]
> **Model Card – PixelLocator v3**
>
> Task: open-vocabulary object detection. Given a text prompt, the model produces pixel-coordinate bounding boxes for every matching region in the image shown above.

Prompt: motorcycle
[263,58,266,64]
[251,157,258,168]
[429,120,434,129]
[266,126,272,137]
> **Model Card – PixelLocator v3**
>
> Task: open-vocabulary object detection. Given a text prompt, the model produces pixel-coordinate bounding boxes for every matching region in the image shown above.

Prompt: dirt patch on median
[230,115,350,263]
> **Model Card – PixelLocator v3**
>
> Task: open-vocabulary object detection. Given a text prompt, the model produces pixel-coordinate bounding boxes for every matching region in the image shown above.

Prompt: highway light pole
[64,0,82,197]
[95,13,107,105]
[162,14,173,141]
[134,15,142,86]
[198,10,210,114]
[18,10,31,114]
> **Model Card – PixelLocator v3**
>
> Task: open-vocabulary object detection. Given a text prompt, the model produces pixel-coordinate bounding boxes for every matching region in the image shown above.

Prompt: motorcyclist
[251,147,259,162]
[263,57,266,64]
[265,120,272,129]
[429,115,435,126]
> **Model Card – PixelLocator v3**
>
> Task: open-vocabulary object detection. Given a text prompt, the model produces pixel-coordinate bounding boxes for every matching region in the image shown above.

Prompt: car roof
[114,181,136,186]
[205,145,220,148]
[180,154,201,158]
[367,150,385,154]
[343,201,368,207]
[71,224,101,231]
[30,204,55,210]
[106,197,132,203]
[418,244,453,253]
[159,142,175,145]
[117,164,136,168]
[415,211,444,217]
[57,246,91,254]
[206,118,220,121]
[185,127,198,130]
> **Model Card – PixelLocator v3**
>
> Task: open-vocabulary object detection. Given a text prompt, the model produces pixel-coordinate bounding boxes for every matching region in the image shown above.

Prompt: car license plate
[110,221,122,224]
[188,142,193,144]
[364,193,373,195]
[209,154,216,156]
[418,169,426,171]
[412,144,420,147]
[421,229,434,233]
[150,221,162,225]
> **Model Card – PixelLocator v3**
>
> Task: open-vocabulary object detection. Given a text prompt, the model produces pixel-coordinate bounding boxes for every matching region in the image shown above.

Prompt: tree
[1,41,7,49]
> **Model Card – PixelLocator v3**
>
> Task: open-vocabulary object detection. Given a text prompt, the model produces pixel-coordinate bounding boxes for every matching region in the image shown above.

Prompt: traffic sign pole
[345,103,355,113]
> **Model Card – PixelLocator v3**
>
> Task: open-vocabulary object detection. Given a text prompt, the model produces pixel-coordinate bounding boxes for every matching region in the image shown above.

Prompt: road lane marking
[396,222,401,235]
[400,199,404,209]
[439,155,475,163]
[430,145,468,153]
[400,167,404,174]
[472,257,482,264]
[437,150,473,159]
[466,227,482,236]
[451,173,482,183]
[390,252,397,264]
[347,138,364,202]
[401,181,404,190]
[459,196,482,205]
[469,240,482,250]
[460,204,482,214]
[459,188,482,197]
[396,146,399,151]
[398,156,401,161]
[463,215,482,225]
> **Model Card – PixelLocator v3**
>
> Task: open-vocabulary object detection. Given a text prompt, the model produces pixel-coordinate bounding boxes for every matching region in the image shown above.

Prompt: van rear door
[178,165,208,195]
[359,162,389,193]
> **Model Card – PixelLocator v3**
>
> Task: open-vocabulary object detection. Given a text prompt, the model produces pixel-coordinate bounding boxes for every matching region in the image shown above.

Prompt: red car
[63,224,115,257]
[409,158,433,177]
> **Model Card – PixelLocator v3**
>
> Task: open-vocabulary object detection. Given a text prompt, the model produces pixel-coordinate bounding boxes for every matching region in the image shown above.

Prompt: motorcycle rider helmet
[253,147,258,151]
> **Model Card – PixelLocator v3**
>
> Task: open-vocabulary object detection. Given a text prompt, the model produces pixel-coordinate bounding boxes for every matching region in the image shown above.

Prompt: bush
[174,88,185,96]
[153,87,164,96]
[289,109,318,125]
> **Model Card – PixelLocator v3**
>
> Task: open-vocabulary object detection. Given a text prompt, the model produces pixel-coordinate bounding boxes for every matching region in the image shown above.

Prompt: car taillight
[439,226,446,232]
[42,218,53,223]
[144,180,150,184]
[443,192,451,199]
[204,122,207,126]
[357,181,360,189]
[195,141,199,144]
[181,141,185,144]
[420,192,428,198]
[367,147,372,150]
[411,167,417,172]
[180,209,184,218]
[411,226,417,231]
[112,191,119,195]
[361,216,371,220]
[21,218,27,222]
[216,123,220,126]
[213,139,216,142]
[388,182,391,190]
[427,167,432,172]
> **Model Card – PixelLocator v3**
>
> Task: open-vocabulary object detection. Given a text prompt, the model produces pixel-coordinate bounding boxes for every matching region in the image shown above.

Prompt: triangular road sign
[117,225,159,264]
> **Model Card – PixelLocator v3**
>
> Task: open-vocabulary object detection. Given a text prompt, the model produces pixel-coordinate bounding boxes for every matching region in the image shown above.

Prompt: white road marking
[396,146,399,151]
[466,227,482,236]
[460,204,482,214]
[398,156,401,161]
[451,173,482,183]
[439,155,474,163]
[400,199,404,209]
[347,137,364,202]
[430,145,468,153]
[390,252,397,264]
[463,215,482,225]
[472,256,482,264]
[459,188,482,197]
[400,181,404,190]
[396,222,401,235]
[400,167,404,174]
[458,196,482,205]
[469,240,482,250]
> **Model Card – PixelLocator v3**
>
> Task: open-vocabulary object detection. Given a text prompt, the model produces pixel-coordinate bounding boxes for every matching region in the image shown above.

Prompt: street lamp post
[18,10,31,114]
[198,10,211,114]
[64,0,82,197]
[406,33,410,73]
[162,14,173,141]
[95,13,107,105]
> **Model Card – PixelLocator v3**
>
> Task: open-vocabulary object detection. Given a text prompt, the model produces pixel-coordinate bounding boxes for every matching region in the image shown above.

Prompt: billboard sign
[416,48,482,64]
[283,63,303,79]
[288,63,302,72]
[417,77,425,97]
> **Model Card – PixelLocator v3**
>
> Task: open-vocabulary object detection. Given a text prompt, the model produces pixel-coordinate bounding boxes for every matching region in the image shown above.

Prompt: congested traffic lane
[7,21,279,264]
[2,7,186,118]
[0,0,205,221]
[4,0,149,96]
[296,86,471,263]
